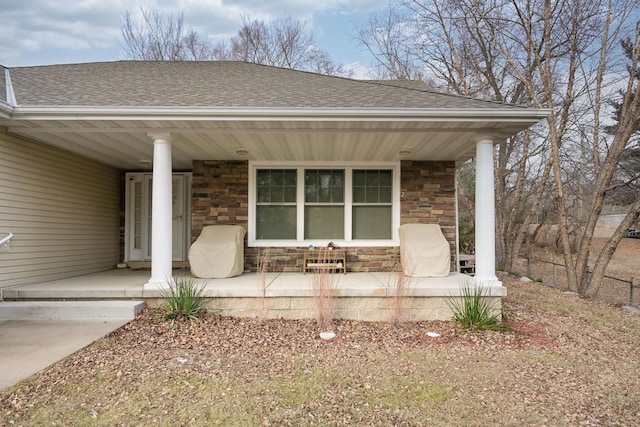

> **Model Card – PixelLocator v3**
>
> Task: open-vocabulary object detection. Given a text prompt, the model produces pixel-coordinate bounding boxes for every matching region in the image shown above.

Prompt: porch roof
[0,61,550,169]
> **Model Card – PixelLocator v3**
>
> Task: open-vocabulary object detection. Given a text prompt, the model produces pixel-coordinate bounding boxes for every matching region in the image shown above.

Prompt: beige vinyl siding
[0,132,120,287]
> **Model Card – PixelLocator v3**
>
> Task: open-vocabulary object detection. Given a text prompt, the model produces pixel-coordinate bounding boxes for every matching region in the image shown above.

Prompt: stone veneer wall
[191,160,457,273]
[400,160,458,269]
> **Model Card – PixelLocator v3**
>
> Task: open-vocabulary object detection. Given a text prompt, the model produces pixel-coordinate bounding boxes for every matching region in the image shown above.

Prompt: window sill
[248,239,399,248]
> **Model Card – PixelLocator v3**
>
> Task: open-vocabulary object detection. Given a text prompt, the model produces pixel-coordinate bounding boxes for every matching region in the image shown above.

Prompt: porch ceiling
[1,110,544,170]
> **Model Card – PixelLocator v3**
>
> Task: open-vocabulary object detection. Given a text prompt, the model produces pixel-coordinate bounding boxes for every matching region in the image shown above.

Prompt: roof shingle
[7,61,526,110]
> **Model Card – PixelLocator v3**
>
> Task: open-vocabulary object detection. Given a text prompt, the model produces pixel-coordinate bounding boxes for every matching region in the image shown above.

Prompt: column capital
[475,137,495,145]
[147,132,172,142]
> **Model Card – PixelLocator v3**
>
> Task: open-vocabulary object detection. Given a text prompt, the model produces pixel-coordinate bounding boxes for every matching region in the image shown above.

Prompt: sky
[0,0,388,76]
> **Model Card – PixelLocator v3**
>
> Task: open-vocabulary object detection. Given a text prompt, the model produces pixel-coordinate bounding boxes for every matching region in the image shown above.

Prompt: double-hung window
[304,169,344,239]
[250,162,399,246]
[255,169,297,239]
[352,169,393,239]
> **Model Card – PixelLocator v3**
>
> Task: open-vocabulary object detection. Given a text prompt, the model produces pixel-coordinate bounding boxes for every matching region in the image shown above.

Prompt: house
[0,61,549,318]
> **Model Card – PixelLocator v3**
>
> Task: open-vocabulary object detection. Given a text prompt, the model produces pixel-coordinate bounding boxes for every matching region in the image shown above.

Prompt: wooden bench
[303,249,346,274]
[459,254,475,276]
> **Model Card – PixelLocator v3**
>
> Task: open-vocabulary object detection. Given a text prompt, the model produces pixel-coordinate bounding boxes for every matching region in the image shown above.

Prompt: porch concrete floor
[2,270,509,322]
[0,269,488,300]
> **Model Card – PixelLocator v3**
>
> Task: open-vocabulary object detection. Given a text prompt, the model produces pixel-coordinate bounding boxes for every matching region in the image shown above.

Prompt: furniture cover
[399,224,450,277]
[189,225,246,278]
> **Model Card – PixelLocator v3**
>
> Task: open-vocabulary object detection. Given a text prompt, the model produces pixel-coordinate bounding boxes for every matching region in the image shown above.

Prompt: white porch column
[475,139,501,286]
[145,133,173,289]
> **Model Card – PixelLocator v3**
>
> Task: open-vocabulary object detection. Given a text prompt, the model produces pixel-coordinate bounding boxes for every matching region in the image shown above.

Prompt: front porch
[0,269,504,322]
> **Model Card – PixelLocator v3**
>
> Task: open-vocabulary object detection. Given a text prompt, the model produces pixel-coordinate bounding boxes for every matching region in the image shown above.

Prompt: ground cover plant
[158,276,209,322]
[1,274,639,426]
[447,284,504,331]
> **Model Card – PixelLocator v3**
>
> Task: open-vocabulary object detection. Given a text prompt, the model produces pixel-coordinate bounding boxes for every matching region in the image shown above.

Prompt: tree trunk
[582,199,640,297]
[541,0,580,292]
[577,23,640,295]
[507,154,554,272]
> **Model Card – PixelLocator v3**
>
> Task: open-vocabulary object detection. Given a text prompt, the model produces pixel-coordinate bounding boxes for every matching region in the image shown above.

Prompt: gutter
[10,106,553,124]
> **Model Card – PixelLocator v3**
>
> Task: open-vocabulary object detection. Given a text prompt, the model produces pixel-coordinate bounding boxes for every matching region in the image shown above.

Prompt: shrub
[256,248,269,320]
[310,252,339,331]
[389,263,414,324]
[447,285,504,330]
[159,276,209,322]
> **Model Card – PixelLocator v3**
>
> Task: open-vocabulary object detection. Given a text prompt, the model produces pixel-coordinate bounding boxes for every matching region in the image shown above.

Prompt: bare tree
[220,18,273,64]
[354,4,423,80]
[306,48,351,77]
[579,27,640,296]
[355,0,552,271]
[456,0,639,296]
[356,0,640,298]
[214,16,349,76]
[121,9,349,76]
[121,7,214,60]
[497,0,640,296]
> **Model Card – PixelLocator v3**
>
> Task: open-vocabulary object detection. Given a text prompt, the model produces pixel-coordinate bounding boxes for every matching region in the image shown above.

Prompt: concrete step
[0,301,146,321]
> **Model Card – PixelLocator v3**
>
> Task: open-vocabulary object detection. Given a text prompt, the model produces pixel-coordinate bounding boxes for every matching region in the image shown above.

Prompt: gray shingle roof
[7,61,526,110]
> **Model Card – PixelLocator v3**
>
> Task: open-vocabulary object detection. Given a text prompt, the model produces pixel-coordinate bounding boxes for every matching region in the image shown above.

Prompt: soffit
[1,114,542,169]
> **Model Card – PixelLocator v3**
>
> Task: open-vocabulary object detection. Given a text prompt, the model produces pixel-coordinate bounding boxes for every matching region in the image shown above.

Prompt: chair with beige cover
[189,225,246,278]
[399,224,451,277]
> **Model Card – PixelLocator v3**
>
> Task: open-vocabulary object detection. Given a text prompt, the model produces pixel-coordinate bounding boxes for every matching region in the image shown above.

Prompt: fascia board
[11,106,552,123]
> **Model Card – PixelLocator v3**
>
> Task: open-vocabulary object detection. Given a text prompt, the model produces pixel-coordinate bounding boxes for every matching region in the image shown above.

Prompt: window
[305,169,344,239]
[249,162,400,246]
[256,169,297,239]
[352,170,392,239]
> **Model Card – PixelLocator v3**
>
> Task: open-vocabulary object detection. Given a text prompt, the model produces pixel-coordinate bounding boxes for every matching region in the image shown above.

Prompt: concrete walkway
[0,318,132,390]
[0,301,145,391]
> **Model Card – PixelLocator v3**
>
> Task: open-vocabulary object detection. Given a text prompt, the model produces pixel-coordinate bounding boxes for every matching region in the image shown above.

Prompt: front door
[125,172,191,262]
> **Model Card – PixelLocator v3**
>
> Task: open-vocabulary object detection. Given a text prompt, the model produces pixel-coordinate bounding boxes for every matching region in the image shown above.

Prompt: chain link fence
[519,257,639,308]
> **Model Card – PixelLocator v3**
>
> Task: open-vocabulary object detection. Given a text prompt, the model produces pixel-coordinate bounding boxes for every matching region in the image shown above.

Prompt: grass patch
[14,362,450,426]
[159,276,209,322]
[229,369,451,425]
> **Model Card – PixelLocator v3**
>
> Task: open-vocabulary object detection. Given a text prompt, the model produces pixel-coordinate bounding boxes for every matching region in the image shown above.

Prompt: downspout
[455,166,461,273]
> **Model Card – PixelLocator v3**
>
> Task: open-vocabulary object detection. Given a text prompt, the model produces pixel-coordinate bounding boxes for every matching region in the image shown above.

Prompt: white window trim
[248,161,401,247]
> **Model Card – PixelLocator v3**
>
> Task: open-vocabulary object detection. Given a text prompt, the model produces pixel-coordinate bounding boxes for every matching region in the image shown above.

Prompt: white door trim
[124,172,192,262]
